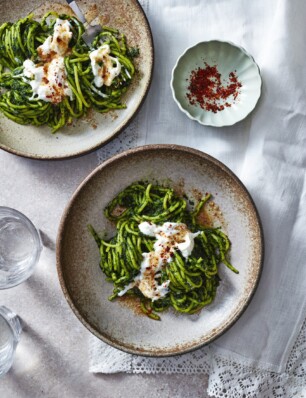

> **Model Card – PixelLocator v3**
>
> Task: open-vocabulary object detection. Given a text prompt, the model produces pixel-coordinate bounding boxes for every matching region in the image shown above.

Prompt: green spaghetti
[89,182,238,321]
[0,12,137,133]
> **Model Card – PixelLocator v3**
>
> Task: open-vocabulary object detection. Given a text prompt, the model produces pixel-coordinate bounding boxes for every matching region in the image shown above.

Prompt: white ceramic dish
[0,0,153,159]
[171,40,262,127]
[56,145,264,356]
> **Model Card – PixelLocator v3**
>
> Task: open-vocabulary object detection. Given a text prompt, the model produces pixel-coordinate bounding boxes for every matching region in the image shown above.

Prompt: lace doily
[89,319,305,397]
[206,320,306,397]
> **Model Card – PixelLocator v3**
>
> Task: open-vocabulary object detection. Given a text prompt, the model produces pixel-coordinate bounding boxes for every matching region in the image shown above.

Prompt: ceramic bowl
[171,41,262,127]
[56,144,264,356]
[0,0,153,159]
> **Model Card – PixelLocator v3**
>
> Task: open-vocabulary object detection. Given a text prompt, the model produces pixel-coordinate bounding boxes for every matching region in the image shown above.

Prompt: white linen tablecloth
[92,0,306,396]
[1,1,306,397]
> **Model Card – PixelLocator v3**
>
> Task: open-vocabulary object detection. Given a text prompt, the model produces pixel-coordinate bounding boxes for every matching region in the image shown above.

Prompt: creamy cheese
[38,19,72,58]
[23,19,73,104]
[118,222,200,301]
[139,222,200,259]
[23,58,73,103]
[89,44,121,88]
[138,221,156,237]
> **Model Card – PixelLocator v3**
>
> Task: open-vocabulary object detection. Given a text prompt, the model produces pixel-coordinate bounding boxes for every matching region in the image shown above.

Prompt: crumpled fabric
[93,0,306,395]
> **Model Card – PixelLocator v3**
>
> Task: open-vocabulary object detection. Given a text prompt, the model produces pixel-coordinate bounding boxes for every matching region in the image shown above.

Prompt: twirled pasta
[0,12,137,132]
[89,182,239,321]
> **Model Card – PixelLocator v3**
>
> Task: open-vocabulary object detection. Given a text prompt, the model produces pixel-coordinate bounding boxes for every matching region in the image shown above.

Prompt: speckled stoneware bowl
[56,145,264,356]
[171,41,261,127]
[0,0,153,159]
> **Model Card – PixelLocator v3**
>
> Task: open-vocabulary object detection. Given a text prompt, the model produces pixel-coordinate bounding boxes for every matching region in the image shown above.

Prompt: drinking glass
[0,306,22,377]
[0,207,42,289]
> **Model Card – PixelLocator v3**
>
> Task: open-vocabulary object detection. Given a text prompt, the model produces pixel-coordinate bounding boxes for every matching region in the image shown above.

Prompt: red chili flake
[186,63,242,113]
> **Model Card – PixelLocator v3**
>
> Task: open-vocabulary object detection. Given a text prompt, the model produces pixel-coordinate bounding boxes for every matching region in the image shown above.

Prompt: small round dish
[171,40,262,127]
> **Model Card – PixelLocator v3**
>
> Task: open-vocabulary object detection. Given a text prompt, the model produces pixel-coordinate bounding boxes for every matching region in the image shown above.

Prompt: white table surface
[2,0,306,396]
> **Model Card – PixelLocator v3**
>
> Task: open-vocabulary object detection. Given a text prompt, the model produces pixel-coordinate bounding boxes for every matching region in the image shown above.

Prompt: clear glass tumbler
[0,306,22,377]
[0,207,42,289]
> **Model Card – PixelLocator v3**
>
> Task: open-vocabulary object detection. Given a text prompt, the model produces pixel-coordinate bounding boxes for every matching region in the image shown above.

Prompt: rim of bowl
[170,40,262,127]
[56,144,264,357]
[0,0,154,161]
